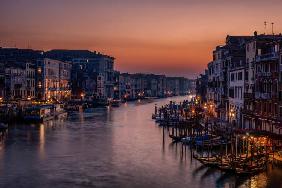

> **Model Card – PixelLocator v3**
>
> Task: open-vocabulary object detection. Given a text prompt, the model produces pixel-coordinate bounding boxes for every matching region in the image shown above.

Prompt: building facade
[4,61,36,100]
[203,33,282,135]
[243,36,282,134]
[45,50,115,100]
[207,45,228,120]
[71,56,114,100]
[280,50,282,124]
[36,58,71,101]
[196,70,208,102]
[0,61,4,99]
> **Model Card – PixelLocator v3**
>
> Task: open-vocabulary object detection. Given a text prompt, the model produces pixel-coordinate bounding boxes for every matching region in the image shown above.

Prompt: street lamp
[80,93,85,101]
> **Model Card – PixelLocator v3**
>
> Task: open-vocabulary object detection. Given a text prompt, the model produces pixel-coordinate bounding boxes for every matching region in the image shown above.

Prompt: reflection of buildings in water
[106,106,112,122]
[247,166,282,188]
[79,112,85,123]
[38,124,45,159]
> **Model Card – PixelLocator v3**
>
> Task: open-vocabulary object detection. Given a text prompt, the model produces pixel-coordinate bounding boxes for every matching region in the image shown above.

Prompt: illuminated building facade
[36,58,71,101]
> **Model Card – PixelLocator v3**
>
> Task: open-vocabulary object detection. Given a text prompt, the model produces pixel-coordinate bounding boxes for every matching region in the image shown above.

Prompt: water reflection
[0,96,281,188]
[39,124,45,159]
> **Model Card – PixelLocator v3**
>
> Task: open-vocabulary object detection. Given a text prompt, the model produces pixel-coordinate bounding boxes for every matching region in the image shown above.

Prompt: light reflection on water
[0,96,281,188]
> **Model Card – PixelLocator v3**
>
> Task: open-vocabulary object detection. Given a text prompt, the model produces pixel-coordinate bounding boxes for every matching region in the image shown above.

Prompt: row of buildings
[0,48,195,103]
[196,32,282,135]
[118,73,194,100]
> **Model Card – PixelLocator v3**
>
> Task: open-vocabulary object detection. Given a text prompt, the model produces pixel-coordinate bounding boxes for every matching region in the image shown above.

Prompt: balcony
[256,52,278,62]
[256,72,272,77]
[255,92,271,99]
[256,72,279,78]
[244,92,254,99]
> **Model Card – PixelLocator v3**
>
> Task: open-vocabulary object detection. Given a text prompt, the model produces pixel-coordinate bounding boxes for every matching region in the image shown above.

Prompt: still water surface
[0,96,281,188]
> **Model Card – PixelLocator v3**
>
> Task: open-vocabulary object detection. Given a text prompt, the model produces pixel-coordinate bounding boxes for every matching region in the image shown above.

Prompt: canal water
[0,96,281,188]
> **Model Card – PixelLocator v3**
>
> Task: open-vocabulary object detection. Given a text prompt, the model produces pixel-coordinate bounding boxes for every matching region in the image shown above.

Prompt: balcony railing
[256,52,279,62]
[256,72,272,77]
[244,92,254,99]
[255,92,271,99]
[257,72,279,78]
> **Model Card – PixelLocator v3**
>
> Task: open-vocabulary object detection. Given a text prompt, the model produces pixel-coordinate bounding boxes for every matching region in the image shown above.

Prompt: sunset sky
[1,0,282,78]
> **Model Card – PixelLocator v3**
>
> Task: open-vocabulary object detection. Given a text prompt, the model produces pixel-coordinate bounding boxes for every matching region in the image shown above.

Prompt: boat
[235,164,266,175]
[181,136,192,144]
[169,134,185,142]
[24,105,54,122]
[155,116,164,123]
[0,123,8,131]
[193,154,220,166]
[111,99,120,107]
[53,104,68,119]
[23,104,67,123]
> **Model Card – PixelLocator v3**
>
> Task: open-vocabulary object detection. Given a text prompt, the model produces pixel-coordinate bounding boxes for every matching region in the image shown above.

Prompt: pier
[152,96,282,176]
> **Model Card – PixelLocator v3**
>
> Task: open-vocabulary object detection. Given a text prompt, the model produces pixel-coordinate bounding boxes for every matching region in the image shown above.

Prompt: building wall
[0,62,5,98]
[71,57,114,100]
[4,62,36,100]
[228,68,245,123]
[26,62,36,99]
[37,58,71,101]
[279,51,282,121]
[242,36,282,134]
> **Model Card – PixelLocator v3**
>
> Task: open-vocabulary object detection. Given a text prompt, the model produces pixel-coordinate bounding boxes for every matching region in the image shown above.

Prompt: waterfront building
[207,46,227,120]
[45,50,115,100]
[280,49,282,121]
[119,73,136,100]
[132,74,146,99]
[166,77,180,96]
[202,33,282,135]
[119,73,170,100]
[0,47,43,100]
[148,74,166,97]
[217,47,229,122]
[207,36,250,124]
[243,35,282,134]
[187,79,196,94]
[36,58,72,101]
[113,71,120,100]
[178,77,190,95]
[0,61,4,99]
[118,73,191,100]
[196,70,208,102]
[207,60,218,118]
[206,36,251,125]
[5,61,36,100]
[224,36,251,126]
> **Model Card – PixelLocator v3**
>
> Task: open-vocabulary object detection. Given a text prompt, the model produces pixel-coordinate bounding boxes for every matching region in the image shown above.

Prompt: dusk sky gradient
[1,0,282,78]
